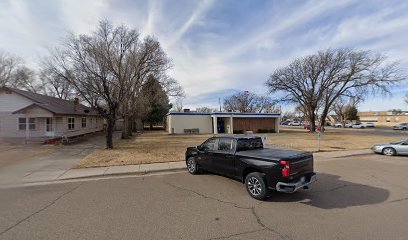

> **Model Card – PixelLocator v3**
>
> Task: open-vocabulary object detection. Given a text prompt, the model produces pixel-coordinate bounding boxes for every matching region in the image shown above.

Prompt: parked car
[304,124,321,131]
[185,136,316,200]
[345,123,353,128]
[288,121,301,126]
[372,139,408,156]
[280,120,291,125]
[393,123,408,130]
[364,122,375,128]
[351,123,365,129]
[334,123,343,128]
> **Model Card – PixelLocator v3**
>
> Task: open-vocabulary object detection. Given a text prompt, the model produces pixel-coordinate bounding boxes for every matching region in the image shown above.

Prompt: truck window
[237,138,263,151]
[218,138,234,152]
[201,138,217,151]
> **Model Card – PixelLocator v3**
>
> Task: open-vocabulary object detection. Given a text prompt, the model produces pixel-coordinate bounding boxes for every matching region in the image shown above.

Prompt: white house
[167,111,280,134]
[0,87,104,142]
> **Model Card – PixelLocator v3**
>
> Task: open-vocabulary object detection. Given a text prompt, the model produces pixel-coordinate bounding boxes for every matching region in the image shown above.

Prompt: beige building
[167,112,280,134]
[358,111,408,126]
[0,87,104,142]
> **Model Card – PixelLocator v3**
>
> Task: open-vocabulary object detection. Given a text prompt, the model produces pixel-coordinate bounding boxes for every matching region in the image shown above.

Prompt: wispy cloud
[167,0,215,46]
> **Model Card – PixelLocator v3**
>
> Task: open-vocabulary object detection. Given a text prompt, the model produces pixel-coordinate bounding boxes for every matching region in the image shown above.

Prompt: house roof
[167,112,280,118]
[3,87,100,116]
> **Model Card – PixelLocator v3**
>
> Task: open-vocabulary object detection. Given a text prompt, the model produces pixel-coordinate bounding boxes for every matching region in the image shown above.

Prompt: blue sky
[1,0,407,112]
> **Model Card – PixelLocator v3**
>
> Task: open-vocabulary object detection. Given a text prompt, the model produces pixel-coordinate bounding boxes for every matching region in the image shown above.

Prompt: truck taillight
[280,160,290,177]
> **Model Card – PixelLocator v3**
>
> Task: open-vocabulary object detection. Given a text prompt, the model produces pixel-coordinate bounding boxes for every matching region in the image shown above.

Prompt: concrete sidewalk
[58,161,186,180]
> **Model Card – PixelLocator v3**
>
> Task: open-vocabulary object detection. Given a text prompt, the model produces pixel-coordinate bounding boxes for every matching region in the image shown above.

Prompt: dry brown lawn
[76,130,403,168]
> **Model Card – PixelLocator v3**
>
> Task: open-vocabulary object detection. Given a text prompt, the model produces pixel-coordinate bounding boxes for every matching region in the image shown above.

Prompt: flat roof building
[166,112,280,134]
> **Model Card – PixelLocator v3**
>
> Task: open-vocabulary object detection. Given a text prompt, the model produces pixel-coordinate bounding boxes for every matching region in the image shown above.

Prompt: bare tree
[266,48,404,132]
[332,97,361,127]
[43,20,152,148]
[159,75,185,98]
[196,107,217,113]
[223,91,277,113]
[39,61,75,99]
[122,38,172,138]
[173,96,185,112]
[0,51,41,92]
[0,51,20,86]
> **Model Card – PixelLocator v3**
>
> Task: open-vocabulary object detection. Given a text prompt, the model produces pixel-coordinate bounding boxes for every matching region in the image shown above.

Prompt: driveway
[0,132,117,187]
[0,153,407,239]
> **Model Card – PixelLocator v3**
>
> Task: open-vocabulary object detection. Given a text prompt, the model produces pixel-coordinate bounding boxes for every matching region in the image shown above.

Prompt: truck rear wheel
[245,172,268,200]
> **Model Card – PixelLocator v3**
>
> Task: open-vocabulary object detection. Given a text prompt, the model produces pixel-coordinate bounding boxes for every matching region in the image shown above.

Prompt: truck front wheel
[245,172,268,200]
[187,157,199,174]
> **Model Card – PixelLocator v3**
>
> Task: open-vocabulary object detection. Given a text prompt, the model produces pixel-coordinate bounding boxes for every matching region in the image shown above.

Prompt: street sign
[317,132,322,151]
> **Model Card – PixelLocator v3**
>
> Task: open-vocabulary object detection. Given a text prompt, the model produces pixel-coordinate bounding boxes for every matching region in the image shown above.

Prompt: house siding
[166,114,213,134]
[0,89,33,112]
[0,89,104,139]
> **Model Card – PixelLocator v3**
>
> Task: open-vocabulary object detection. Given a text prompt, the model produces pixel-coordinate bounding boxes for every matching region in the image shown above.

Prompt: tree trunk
[319,108,330,133]
[309,111,316,132]
[106,117,116,149]
[127,118,133,136]
[149,122,153,131]
[121,114,129,139]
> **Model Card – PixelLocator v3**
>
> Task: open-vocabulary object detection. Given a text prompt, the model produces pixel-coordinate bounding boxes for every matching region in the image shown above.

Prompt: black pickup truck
[185,136,316,200]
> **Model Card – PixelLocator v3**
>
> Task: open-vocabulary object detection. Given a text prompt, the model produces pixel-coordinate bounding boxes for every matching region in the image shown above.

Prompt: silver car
[393,123,408,130]
[372,140,408,156]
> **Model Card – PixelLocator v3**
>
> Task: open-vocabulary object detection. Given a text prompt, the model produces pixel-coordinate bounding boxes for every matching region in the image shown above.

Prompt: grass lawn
[76,130,403,168]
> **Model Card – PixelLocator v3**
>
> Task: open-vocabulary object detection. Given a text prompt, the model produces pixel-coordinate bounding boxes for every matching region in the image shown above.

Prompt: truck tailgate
[287,153,314,179]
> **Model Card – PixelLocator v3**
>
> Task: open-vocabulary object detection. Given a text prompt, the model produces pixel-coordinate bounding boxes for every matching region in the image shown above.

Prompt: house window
[46,118,53,132]
[81,117,87,128]
[18,118,36,130]
[68,117,75,130]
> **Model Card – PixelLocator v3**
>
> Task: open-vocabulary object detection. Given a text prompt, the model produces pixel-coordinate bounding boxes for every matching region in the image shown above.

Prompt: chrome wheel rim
[187,158,196,173]
[383,149,394,156]
[247,177,262,196]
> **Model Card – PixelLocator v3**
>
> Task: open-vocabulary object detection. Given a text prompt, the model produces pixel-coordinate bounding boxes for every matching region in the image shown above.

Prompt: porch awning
[13,103,54,118]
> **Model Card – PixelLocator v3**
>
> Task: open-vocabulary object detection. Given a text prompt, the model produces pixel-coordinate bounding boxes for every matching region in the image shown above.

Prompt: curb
[59,166,187,181]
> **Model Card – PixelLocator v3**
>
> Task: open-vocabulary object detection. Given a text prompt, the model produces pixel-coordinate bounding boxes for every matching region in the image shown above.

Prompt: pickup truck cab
[185,136,316,200]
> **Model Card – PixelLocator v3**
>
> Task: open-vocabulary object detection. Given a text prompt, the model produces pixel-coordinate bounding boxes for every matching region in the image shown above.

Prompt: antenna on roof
[219,97,221,112]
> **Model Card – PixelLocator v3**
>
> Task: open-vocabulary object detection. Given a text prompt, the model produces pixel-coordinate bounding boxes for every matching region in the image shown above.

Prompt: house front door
[45,117,54,137]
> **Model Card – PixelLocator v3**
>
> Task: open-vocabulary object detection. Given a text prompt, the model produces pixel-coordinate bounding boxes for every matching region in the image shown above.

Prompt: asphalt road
[1,153,408,240]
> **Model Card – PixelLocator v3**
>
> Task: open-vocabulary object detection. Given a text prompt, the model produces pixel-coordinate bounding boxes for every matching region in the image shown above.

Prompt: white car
[334,123,343,128]
[393,123,408,130]
[351,123,365,129]
[364,122,375,128]
[288,121,301,126]
[345,123,353,128]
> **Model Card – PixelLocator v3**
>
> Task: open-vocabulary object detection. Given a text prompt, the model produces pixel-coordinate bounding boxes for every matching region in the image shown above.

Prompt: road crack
[166,182,252,210]
[389,197,408,203]
[0,182,84,237]
[167,182,291,240]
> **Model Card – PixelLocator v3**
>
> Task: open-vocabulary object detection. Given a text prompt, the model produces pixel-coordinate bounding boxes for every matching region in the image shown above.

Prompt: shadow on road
[267,173,390,209]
